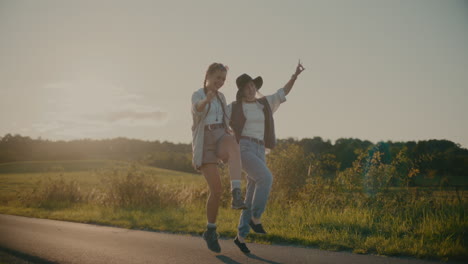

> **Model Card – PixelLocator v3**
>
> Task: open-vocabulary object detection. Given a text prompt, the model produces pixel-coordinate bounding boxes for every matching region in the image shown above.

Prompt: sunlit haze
[1,0,467,147]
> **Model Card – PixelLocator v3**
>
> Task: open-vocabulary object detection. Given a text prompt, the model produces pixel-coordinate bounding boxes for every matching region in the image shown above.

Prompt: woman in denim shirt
[191,63,247,253]
[228,61,305,253]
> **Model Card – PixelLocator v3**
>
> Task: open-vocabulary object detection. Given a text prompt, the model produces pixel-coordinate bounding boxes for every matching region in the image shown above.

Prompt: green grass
[0,160,202,188]
[0,160,466,261]
[0,160,118,174]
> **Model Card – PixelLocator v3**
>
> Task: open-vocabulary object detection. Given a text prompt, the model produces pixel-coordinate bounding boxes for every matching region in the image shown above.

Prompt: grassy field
[0,160,466,261]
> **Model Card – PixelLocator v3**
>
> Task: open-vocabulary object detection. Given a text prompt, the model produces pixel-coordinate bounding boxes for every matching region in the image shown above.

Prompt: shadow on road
[246,253,283,264]
[216,254,283,264]
[0,247,58,264]
[216,255,242,264]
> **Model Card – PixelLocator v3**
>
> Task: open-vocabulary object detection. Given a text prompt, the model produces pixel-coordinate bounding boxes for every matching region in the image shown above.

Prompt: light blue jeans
[238,138,273,238]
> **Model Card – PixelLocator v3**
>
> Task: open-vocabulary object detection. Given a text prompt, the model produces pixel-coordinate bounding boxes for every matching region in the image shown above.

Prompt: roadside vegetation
[0,145,466,261]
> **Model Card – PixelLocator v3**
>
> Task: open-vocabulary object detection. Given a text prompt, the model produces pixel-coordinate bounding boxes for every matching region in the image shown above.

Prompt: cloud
[105,110,168,122]
[31,81,168,139]
[84,109,169,124]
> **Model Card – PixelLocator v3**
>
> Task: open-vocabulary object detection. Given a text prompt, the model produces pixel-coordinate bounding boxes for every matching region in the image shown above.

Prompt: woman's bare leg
[200,164,222,223]
[217,134,246,209]
[217,134,242,180]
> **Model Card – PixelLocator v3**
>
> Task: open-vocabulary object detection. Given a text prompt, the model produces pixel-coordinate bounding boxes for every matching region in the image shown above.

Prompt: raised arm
[195,90,216,112]
[283,60,305,96]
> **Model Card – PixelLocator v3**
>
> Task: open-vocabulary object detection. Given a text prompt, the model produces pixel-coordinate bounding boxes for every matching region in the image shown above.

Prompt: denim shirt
[191,88,229,170]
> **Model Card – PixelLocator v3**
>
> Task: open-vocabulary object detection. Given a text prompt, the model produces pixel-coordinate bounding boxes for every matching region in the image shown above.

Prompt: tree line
[0,134,193,173]
[1,133,467,185]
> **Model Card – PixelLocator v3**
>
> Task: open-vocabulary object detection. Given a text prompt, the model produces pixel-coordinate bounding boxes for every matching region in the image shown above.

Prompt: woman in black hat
[191,63,247,253]
[229,61,305,253]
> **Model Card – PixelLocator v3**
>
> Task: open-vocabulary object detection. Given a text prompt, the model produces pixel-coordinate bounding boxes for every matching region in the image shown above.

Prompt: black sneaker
[249,220,267,234]
[234,236,250,254]
[231,188,247,210]
[202,227,221,253]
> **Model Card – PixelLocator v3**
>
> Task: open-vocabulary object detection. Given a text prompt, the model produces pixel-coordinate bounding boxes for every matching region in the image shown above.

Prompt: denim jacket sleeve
[191,89,208,131]
[192,90,207,117]
[190,88,208,170]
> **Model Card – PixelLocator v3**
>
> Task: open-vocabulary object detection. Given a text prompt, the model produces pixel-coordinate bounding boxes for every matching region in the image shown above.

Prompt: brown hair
[203,63,228,90]
[203,62,229,126]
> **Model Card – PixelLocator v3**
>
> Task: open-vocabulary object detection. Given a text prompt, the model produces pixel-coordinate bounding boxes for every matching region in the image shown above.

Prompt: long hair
[236,85,264,103]
[203,63,228,91]
[203,63,229,125]
[236,89,243,103]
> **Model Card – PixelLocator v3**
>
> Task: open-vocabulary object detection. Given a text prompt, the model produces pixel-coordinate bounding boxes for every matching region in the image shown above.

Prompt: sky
[0,0,467,147]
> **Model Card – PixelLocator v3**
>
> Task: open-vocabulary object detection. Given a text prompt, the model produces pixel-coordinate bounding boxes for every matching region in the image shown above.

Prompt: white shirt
[241,102,266,140]
[227,88,287,141]
[205,97,224,125]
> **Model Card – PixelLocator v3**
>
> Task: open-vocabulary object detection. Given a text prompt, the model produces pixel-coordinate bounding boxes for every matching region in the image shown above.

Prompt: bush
[98,164,209,209]
[22,176,83,209]
[267,143,311,200]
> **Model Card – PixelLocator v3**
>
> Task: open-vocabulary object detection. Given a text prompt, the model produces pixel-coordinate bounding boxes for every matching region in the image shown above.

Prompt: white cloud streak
[30,81,168,139]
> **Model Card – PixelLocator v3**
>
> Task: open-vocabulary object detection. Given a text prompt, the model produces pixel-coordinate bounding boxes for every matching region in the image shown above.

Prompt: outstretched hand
[196,89,217,112]
[205,90,216,102]
[284,60,305,95]
[293,60,305,79]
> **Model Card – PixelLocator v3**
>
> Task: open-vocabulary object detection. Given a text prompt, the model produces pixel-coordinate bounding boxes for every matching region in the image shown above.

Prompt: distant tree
[299,136,333,156]
[333,138,373,170]
[0,134,466,180]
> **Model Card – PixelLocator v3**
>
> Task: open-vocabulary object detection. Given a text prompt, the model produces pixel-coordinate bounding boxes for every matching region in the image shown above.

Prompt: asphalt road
[0,214,446,264]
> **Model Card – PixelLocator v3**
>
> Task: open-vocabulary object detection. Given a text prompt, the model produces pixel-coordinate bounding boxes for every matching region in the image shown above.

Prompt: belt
[240,136,264,146]
[205,123,225,131]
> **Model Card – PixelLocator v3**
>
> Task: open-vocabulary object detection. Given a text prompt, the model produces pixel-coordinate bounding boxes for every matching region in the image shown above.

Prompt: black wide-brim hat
[236,73,263,91]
